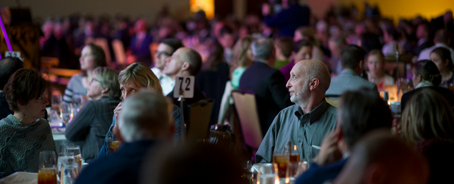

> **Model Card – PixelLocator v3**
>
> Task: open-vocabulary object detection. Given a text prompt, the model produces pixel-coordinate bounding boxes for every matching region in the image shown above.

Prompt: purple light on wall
[0,14,14,59]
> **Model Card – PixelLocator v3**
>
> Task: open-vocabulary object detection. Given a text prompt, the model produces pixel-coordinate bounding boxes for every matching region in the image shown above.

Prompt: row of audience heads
[1,55,452,183]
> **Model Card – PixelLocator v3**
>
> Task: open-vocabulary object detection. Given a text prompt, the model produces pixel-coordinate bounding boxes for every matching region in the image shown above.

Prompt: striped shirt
[63,74,87,103]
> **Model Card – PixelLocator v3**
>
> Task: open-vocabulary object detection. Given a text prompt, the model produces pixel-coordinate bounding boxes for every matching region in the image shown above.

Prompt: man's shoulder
[328,74,375,95]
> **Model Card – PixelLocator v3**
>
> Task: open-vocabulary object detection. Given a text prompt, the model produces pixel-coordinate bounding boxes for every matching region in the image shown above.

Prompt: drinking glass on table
[257,163,279,184]
[65,145,82,171]
[52,94,62,110]
[38,151,57,184]
[59,104,73,125]
[273,144,300,178]
[61,160,79,184]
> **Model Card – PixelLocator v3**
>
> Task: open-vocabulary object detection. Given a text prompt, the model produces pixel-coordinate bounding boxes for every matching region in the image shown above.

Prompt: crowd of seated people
[2,1,454,183]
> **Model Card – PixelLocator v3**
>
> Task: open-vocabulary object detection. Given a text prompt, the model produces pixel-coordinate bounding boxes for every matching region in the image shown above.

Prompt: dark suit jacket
[130,33,153,66]
[75,140,160,184]
[401,86,454,112]
[295,158,347,184]
[239,61,292,135]
[195,62,230,125]
[415,39,433,57]
[263,4,310,37]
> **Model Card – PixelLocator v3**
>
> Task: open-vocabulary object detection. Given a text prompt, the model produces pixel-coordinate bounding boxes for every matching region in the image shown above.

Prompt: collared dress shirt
[256,100,337,163]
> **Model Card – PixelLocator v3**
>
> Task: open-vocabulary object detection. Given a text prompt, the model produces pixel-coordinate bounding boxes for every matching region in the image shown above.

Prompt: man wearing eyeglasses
[151,39,184,95]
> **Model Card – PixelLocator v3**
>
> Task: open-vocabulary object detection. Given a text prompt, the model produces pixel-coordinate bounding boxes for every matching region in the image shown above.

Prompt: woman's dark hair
[339,88,393,148]
[431,47,453,70]
[202,43,225,71]
[414,60,442,86]
[82,43,107,76]
[360,32,382,53]
[3,68,50,111]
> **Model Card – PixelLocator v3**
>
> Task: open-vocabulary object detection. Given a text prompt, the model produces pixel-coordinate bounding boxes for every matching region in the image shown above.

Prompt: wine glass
[65,145,82,171]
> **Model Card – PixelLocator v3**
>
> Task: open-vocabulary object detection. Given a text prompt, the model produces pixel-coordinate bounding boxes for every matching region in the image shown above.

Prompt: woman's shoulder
[68,74,83,85]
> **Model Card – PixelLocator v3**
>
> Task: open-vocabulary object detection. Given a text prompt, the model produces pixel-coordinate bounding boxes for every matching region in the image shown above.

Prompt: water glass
[38,151,57,184]
[59,104,73,125]
[61,161,79,184]
[65,145,82,171]
[257,163,279,184]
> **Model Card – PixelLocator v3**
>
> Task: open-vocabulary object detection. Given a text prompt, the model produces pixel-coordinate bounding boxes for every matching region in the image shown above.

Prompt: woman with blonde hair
[230,36,254,88]
[401,88,454,184]
[98,63,179,158]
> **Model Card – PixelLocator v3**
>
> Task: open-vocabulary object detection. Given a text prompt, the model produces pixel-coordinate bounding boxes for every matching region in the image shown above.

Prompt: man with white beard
[255,60,337,163]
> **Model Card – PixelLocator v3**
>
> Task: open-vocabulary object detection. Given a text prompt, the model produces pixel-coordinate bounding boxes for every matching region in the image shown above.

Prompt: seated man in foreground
[256,60,336,163]
[76,89,174,184]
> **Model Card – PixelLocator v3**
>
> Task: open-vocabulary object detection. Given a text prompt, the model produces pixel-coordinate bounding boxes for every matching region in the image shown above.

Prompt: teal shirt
[231,67,246,88]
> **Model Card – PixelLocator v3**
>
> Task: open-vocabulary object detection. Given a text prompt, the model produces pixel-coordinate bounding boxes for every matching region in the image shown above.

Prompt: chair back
[217,81,236,125]
[187,99,214,142]
[231,90,262,149]
[325,94,341,108]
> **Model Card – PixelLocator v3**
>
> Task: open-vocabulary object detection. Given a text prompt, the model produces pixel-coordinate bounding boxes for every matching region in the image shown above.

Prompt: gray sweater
[0,115,56,178]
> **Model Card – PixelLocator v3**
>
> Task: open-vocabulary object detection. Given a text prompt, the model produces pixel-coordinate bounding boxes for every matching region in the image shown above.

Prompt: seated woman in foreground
[0,69,56,178]
[65,67,121,162]
[401,88,454,184]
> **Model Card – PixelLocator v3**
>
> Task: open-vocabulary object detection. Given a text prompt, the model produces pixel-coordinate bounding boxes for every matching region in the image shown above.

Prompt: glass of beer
[38,151,57,184]
[273,144,300,178]
[107,137,121,152]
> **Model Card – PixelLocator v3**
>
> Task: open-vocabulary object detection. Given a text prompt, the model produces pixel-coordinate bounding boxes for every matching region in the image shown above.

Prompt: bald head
[287,60,331,110]
[295,60,331,92]
[178,48,202,76]
[334,130,429,184]
[118,89,173,142]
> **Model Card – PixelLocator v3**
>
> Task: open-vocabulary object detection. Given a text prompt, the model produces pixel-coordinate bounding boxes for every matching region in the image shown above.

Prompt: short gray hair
[93,67,121,99]
[118,89,172,142]
[251,37,274,60]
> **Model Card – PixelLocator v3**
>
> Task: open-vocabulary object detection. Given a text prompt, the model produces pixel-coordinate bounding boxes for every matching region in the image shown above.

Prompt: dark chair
[187,99,214,142]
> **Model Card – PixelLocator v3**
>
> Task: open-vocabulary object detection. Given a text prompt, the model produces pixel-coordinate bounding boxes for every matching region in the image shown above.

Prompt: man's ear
[181,62,190,71]
[102,88,110,95]
[309,78,320,91]
[359,60,364,71]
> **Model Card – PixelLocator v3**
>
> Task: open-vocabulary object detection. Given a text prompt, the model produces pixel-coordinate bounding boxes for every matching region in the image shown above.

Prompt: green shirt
[256,100,337,162]
[231,67,246,89]
[273,60,290,70]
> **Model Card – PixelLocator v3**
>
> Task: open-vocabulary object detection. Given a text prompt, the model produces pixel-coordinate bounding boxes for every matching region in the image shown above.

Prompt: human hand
[313,129,343,166]
[262,3,271,16]
[114,102,123,124]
